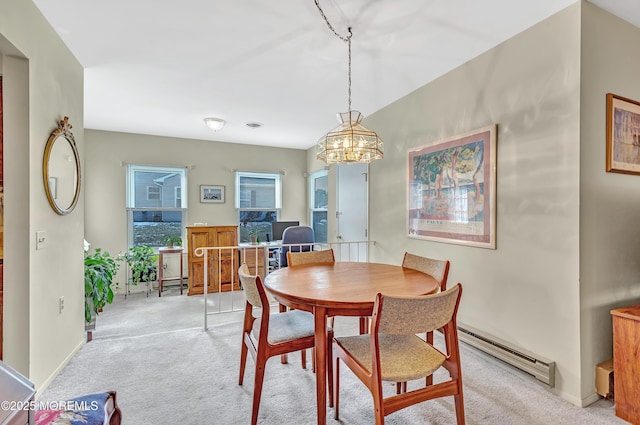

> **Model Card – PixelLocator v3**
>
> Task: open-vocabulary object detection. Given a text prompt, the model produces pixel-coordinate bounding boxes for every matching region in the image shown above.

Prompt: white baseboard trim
[580,392,602,407]
[35,337,85,396]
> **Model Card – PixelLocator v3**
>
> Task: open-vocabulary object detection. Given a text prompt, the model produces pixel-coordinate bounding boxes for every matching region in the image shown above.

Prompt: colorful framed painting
[606,93,640,175]
[200,185,225,203]
[408,124,497,249]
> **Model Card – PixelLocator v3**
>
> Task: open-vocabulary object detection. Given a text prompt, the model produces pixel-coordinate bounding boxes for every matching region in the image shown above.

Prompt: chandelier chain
[314,0,353,112]
[347,28,352,112]
[314,0,349,42]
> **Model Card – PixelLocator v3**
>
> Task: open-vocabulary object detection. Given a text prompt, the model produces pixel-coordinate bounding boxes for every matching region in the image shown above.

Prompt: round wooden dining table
[263,262,439,425]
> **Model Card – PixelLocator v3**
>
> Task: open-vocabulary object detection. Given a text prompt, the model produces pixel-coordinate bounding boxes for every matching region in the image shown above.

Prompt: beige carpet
[39,287,623,425]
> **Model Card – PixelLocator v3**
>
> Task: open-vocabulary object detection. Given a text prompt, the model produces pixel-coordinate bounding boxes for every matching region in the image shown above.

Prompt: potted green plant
[84,248,120,327]
[163,235,182,248]
[122,245,159,288]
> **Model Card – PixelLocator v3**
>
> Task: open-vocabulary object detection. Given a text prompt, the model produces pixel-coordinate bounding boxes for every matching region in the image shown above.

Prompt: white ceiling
[31,0,639,150]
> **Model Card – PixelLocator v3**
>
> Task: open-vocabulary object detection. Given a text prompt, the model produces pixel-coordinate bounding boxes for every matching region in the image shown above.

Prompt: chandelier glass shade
[316,111,384,164]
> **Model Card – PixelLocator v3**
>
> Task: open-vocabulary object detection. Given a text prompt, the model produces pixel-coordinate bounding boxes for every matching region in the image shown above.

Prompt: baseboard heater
[457,322,555,387]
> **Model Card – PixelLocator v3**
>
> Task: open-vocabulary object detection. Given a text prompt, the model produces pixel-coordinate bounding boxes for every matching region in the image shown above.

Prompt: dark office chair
[280,225,314,267]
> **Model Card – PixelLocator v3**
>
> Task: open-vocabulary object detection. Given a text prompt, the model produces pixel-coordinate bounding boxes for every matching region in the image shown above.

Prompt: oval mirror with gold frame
[43,116,81,215]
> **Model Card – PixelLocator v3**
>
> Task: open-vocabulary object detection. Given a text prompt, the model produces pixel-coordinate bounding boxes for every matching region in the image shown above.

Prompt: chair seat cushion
[35,392,117,425]
[252,309,316,344]
[335,334,445,382]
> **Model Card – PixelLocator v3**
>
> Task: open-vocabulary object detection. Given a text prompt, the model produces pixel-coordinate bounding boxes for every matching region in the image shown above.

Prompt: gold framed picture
[606,93,640,175]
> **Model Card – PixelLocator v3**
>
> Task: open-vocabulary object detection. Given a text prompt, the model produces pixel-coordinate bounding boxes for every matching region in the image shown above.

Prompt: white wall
[1,50,30,376]
[363,4,584,403]
[1,0,85,390]
[84,130,308,287]
[579,1,640,400]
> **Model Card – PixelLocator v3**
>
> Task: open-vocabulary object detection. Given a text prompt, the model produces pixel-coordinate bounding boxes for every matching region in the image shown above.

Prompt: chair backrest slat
[376,284,461,335]
[287,249,335,267]
[239,263,262,308]
[402,252,450,292]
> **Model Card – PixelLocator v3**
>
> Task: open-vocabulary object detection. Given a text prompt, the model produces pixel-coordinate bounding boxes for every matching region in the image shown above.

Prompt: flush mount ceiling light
[314,0,383,164]
[245,122,263,129]
[204,117,226,131]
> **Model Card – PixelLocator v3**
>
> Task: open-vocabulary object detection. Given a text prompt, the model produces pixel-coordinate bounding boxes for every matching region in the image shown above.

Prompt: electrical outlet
[59,296,65,313]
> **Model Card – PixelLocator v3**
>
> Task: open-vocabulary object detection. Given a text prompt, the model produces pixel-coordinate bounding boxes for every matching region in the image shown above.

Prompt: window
[235,171,281,242]
[175,187,182,208]
[147,186,160,200]
[127,165,187,247]
[309,170,328,243]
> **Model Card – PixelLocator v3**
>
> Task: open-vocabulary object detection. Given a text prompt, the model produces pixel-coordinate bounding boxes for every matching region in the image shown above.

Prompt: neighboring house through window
[126,164,187,247]
[235,171,281,243]
[175,187,182,208]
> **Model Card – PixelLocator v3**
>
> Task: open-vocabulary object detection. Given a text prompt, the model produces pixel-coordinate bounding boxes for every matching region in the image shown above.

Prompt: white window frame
[126,164,188,248]
[235,171,282,242]
[309,170,328,242]
[235,171,282,210]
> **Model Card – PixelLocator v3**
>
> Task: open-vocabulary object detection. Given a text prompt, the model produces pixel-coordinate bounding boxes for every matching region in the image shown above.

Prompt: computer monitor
[271,221,300,241]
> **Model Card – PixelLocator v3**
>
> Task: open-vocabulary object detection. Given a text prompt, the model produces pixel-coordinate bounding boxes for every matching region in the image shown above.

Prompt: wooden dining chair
[332,284,465,425]
[286,248,335,266]
[286,249,336,371]
[238,264,333,425]
[401,252,450,292]
[288,248,371,336]
[398,252,452,392]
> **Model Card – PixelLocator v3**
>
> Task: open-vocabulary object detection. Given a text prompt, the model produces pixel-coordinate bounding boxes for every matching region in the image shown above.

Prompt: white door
[336,163,368,261]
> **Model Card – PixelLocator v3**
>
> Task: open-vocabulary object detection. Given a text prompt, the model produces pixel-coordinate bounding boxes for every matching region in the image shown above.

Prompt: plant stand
[157,247,184,297]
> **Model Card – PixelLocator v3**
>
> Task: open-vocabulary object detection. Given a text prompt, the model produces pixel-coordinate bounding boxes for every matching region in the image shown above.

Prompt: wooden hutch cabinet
[239,245,268,280]
[186,225,240,295]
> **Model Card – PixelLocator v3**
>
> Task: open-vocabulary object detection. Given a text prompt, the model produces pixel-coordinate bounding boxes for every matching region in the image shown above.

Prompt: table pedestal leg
[314,306,327,425]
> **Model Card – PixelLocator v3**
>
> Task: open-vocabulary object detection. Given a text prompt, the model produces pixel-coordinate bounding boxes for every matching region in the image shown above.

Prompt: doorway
[336,163,368,262]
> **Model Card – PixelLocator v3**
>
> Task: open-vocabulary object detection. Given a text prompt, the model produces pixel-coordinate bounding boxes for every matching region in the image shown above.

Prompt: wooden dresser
[186,225,239,295]
[611,304,640,424]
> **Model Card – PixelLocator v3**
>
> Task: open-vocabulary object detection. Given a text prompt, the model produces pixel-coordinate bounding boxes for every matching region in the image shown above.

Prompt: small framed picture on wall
[200,185,225,203]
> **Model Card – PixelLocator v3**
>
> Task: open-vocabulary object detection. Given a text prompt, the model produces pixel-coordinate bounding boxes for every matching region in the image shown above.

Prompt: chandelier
[314,1,384,164]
